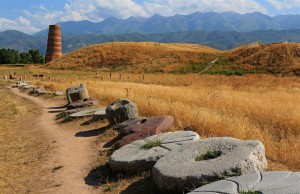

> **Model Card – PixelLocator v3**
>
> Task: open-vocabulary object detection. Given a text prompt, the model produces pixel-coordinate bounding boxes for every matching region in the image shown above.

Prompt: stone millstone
[152,137,267,192]
[70,107,106,118]
[188,171,300,194]
[106,99,138,126]
[114,117,148,132]
[119,116,174,147]
[110,131,199,172]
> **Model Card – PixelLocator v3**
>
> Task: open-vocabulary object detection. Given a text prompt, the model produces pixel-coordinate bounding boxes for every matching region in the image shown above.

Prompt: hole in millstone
[141,139,161,150]
[195,150,222,161]
[141,119,147,124]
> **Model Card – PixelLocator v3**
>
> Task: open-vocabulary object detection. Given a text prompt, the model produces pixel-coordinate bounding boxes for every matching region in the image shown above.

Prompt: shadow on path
[47,105,67,109]
[75,125,110,137]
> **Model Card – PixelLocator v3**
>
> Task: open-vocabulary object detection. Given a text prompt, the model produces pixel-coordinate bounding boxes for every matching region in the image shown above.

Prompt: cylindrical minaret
[45,25,62,63]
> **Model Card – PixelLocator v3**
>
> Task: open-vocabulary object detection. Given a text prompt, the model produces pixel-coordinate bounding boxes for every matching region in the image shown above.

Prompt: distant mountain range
[2,12,300,54]
[2,29,300,54]
[34,12,300,36]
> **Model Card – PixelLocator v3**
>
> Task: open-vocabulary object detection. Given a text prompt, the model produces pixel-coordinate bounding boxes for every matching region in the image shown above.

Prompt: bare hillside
[47,42,220,72]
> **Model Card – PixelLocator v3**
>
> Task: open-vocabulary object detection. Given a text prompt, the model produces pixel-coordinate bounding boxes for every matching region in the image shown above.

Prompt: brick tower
[45,25,62,63]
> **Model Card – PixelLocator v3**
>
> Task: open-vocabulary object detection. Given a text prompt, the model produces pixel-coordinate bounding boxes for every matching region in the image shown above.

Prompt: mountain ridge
[33,11,300,36]
[2,29,300,54]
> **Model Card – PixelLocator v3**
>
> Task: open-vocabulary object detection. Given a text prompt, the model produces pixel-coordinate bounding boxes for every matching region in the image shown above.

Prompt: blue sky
[1,0,300,34]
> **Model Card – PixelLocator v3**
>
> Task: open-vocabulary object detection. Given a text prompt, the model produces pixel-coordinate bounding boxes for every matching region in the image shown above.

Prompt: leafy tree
[28,49,44,63]
[0,48,19,64]
[0,48,44,64]
[19,52,33,64]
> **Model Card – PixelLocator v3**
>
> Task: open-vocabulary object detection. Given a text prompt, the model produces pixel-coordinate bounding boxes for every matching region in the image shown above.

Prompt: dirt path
[10,88,97,194]
[199,57,219,74]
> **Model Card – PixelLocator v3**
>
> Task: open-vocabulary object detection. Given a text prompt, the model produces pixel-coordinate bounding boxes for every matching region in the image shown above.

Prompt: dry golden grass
[47,42,220,72]
[45,41,300,75]
[224,42,300,74]
[22,70,300,171]
[0,80,49,193]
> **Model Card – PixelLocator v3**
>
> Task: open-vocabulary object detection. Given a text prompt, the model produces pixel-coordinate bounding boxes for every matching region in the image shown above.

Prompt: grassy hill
[47,42,220,73]
[202,42,300,75]
[47,41,300,75]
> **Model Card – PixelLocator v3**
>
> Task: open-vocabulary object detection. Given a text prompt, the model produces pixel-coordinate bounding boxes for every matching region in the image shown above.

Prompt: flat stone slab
[152,137,267,192]
[54,91,64,96]
[67,99,99,110]
[119,116,174,147]
[188,171,300,194]
[110,131,199,172]
[22,85,36,89]
[70,107,106,118]
[93,108,107,116]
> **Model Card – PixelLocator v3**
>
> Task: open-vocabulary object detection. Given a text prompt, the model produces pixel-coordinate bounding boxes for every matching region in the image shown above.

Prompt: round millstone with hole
[152,137,267,192]
[70,107,106,118]
[109,131,199,172]
[188,171,300,194]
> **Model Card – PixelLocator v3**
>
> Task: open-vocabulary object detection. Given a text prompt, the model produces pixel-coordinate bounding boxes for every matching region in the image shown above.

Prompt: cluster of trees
[0,48,44,64]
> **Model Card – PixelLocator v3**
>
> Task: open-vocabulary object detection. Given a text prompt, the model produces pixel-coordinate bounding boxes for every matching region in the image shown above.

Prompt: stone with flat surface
[110,131,199,172]
[67,98,99,110]
[188,171,300,194]
[70,107,106,118]
[119,116,174,147]
[152,137,267,192]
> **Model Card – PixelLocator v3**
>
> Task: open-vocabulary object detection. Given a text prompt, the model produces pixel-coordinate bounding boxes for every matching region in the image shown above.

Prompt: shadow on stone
[75,125,110,137]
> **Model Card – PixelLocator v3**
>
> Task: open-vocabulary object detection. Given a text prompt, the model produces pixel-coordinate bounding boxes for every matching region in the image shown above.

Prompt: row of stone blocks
[63,84,300,193]
[12,81,64,96]
[110,133,271,193]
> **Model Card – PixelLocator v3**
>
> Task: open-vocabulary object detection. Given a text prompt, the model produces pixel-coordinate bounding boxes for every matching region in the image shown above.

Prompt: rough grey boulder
[152,137,267,192]
[66,84,90,103]
[188,171,300,194]
[106,99,138,126]
[110,131,199,172]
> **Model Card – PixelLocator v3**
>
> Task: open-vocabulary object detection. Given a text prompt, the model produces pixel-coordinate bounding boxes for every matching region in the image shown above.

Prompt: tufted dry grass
[0,80,49,193]
[23,72,300,171]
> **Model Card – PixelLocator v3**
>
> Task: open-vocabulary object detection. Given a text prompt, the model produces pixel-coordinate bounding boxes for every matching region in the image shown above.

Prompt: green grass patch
[141,139,162,149]
[195,150,222,161]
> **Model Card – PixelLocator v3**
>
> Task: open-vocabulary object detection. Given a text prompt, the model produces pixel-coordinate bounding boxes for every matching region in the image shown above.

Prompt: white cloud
[17,16,31,26]
[0,17,39,34]
[143,0,267,16]
[266,0,300,10]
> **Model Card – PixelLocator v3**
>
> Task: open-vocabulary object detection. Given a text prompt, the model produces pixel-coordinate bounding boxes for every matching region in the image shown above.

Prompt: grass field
[0,78,49,193]
[1,65,300,172]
